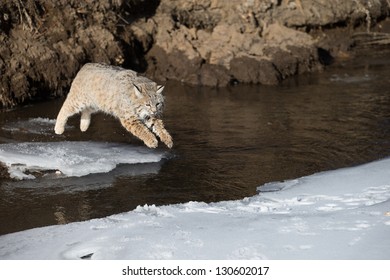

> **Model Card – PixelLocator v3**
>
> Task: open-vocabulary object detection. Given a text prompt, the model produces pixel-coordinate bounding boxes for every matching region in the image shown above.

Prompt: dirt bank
[0,0,154,108]
[144,0,390,86]
[1,0,389,108]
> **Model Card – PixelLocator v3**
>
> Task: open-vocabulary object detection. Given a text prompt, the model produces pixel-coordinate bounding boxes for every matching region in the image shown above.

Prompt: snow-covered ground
[0,141,166,179]
[0,140,389,259]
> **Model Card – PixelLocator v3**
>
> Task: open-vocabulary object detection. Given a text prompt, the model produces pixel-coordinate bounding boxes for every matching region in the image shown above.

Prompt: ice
[329,73,373,83]
[0,141,167,179]
[0,157,389,259]
[1,118,70,135]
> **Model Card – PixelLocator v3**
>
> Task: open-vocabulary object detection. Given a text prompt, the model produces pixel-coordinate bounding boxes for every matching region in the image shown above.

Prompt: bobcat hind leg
[80,108,93,132]
[54,96,83,135]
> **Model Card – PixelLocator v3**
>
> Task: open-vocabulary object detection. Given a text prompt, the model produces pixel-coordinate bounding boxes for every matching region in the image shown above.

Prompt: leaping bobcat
[54,63,173,148]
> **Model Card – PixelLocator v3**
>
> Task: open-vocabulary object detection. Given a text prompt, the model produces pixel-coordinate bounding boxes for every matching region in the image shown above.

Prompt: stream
[0,52,389,235]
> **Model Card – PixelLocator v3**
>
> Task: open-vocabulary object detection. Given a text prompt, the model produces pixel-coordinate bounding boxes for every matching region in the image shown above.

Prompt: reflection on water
[0,53,389,235]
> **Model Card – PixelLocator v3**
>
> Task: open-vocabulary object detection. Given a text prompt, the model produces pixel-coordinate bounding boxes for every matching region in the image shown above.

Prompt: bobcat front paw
[144,137,158,149]
[160,132,173,148]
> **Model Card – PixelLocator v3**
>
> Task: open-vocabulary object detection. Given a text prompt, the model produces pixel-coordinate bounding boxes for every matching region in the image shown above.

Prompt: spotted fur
[54,63,173,148]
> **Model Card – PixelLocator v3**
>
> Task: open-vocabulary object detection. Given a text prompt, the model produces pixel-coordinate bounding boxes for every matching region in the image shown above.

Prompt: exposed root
[13,0,42,32]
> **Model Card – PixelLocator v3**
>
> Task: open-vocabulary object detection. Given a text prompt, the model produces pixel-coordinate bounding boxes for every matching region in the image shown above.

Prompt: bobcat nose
[140,111,150,121]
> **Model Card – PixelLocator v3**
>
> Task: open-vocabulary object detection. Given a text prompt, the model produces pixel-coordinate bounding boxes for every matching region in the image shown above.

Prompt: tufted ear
[133,84,142,98]
[156,85,164,95]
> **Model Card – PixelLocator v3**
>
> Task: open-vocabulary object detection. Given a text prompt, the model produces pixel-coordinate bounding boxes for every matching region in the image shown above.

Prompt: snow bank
[0,141,167,179]
[0,157,389,260]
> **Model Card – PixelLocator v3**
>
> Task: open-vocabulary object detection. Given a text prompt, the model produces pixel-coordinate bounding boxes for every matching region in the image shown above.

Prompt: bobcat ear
[133,84,142,98]
[156,85,164,95]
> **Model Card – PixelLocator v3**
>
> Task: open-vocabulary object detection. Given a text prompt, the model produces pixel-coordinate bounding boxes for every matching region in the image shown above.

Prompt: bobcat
[54,63,173,149]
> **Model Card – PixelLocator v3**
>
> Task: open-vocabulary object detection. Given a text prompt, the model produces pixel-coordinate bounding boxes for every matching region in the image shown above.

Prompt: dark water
[0,53,389,235]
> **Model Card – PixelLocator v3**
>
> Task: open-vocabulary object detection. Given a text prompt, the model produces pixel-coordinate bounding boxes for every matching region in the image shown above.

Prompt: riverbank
[1,0,390,108]
[1,156,390,259]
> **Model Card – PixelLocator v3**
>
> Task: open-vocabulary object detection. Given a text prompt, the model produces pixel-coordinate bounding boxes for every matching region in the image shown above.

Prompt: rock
[230,56,280,85]
[274,0,385,28]
[196,63,232,87]
[0,161,9,179]
[146,46,204,83]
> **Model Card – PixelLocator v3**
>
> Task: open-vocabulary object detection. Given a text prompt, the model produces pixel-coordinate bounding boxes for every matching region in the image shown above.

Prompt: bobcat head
[133,83,165,122]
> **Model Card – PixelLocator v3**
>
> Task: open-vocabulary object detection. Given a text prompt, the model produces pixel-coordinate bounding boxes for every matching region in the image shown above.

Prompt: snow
[0,156,389,260]
[0,141,167,179]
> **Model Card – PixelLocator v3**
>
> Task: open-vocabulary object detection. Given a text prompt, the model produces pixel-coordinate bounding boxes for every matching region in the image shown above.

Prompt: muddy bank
[144,0,390,86]
[1,0,390,108]
[0,0,154,108]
